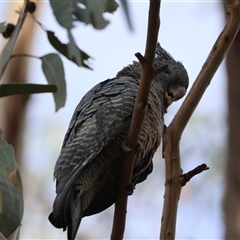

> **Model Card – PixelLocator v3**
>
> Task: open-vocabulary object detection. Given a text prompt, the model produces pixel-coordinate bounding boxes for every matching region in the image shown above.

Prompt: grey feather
[48,43,189,240]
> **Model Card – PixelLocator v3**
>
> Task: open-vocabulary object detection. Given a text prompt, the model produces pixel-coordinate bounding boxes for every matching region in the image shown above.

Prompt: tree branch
[160,1,240,239]
[110,0,161,239]
[171,0,240,139]
[180,164,209,187]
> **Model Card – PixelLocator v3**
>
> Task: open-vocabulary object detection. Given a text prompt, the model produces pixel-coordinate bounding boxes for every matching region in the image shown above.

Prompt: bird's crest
[117,43,175,79]
[155,43,175,61]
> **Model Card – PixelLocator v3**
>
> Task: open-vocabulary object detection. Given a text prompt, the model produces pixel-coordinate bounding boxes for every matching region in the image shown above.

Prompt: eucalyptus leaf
[104,0,119,13]
[41,54,66,111]
[67,30,81,66]
[0,138,15,173]
[0,132,23,238]
[0,22,6,34]
[0,83,57,98]
[76,0,118,13]
[49,0,73,29]
[74,1,109,29]
[72,5,89,24]
[74,0,118,29]
[47,31,91,69]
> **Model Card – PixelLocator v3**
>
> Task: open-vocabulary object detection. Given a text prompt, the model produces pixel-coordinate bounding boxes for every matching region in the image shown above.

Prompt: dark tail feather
[67,198,83,240]
[49,189,83,240]
[48,212,64,229]
[48,204,71,231]
[48,188,73,229]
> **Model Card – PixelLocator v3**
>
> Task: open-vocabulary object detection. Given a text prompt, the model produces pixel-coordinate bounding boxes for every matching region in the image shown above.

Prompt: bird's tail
[48,193,83,240]
[67,197,83,240]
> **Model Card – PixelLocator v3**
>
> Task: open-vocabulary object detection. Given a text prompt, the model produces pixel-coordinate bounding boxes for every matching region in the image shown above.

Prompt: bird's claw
[123,182,135,195]
[121,141,133,152]
[135,141,143,154]
[121,141,143,154]
[164,92,173,110]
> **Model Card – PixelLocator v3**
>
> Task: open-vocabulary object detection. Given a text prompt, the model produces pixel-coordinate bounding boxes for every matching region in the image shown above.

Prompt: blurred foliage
[0,8,26,79]
[0,0,131,109]
[46,31,91,68]
[0,0,131,238]
[40,53,66,111]
[0,83,57,97]
[0,22,6,34]
[50,0,119,30]
[49,0,119,66]
[0,129,23,238]
[73,0,119,29]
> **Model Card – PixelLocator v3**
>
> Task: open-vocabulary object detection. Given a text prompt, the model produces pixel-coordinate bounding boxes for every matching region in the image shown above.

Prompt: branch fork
[110,1,161,239]
[180,164,209,187]
[160,1,240,239]
[135,52,168,79]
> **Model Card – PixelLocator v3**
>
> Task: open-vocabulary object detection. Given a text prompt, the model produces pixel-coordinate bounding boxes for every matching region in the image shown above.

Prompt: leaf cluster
[0,130,23,238]
[0,0,131,238]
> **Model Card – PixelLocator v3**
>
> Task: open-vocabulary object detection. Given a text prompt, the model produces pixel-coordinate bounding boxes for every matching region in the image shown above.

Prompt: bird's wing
[52,76,139,216]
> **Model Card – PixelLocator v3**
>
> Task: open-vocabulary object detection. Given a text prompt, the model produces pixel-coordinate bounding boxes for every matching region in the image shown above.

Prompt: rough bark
[224,30,240,239]
[110,1,161,239]
[160,1,240,238]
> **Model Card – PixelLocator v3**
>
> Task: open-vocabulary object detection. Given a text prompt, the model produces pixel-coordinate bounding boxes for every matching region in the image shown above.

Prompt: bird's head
[154,44,189,107]
[116,43,189,107]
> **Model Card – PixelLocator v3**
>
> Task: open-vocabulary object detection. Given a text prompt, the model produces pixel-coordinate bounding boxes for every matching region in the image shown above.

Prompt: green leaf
[0,22,6,34]
[104,0,119,13]
[72,5,88,24]
[67,30,82,66]
[41,54,66,111]
[74,0,111,29]
[0,83,57,98]
[49,0,73,29]
[0,133,15,173]
[47,31,92,69]
[49,0,119,30]
[0,131,23,238]
[76,0,119,14]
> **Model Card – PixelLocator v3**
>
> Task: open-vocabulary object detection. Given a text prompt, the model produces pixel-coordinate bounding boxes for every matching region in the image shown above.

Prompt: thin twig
[16,10,47,31]
[160,1,240,239]
[10,54,39,59]
[171,0,240,139]
[180,164,209,186]
[0,0,30,79]
[110,0,161,239]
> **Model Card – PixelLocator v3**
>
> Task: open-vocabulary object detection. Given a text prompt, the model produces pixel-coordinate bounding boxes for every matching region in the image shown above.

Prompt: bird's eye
[167,91,174,98]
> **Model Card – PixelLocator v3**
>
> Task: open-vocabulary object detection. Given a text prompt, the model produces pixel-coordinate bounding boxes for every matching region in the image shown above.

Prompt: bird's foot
[164,92,173,111]
[123,182,135,195]
[121,141,132,152]
[121,141,143,154]
[135,141,143,154]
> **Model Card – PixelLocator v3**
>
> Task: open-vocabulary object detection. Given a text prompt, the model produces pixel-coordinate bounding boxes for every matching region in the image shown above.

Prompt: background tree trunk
[224,30,240,239]
[0,1,40,166]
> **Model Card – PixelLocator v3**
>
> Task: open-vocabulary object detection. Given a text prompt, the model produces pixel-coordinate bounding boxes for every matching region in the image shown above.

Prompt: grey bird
[48,43,189,240]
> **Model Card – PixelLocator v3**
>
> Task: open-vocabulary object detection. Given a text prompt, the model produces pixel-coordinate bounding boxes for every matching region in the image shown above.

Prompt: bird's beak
[164,92,173,108]
[164,85,187,109]
[168,85,187,102]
